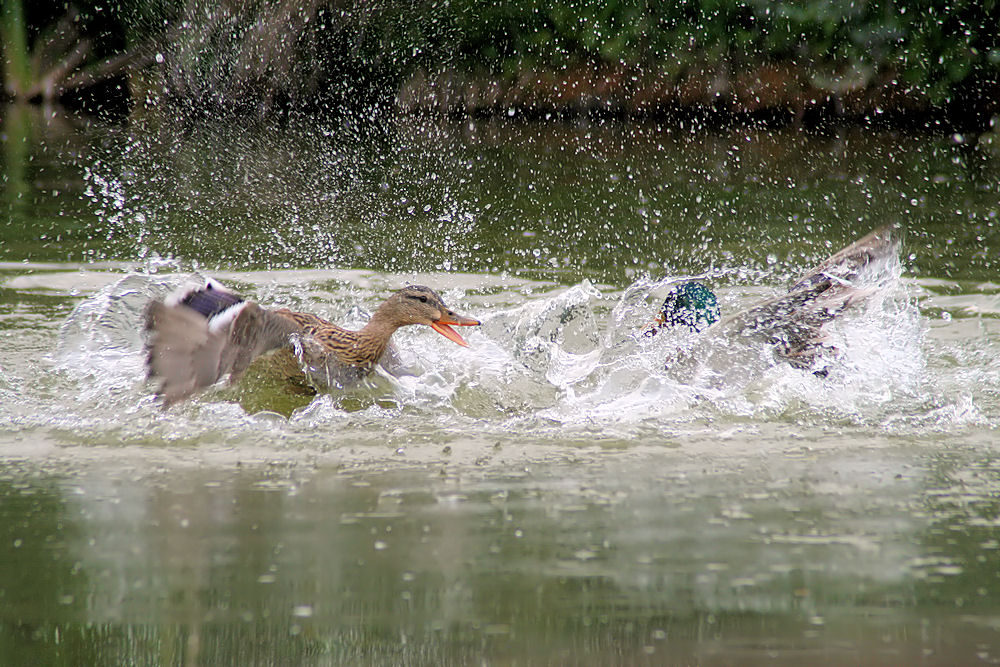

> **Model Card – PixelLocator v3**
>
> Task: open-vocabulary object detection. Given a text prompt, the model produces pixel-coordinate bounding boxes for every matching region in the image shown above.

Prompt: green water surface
[1,103,1000,665]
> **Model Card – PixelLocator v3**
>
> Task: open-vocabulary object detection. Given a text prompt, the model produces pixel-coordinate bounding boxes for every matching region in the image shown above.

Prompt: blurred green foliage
[446,0,999,100]
[2,0,998,120]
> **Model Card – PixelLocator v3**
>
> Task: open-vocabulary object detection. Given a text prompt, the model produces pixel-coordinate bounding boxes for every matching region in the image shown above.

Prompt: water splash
[35,243,939,449]
[80,116,491,275]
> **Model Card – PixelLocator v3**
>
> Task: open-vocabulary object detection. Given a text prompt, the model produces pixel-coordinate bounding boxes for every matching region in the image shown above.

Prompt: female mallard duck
[145,281,480,406]
[645,224,901,374]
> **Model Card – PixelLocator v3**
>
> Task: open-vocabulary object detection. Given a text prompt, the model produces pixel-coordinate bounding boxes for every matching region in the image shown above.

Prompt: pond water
[2,104,1000,665]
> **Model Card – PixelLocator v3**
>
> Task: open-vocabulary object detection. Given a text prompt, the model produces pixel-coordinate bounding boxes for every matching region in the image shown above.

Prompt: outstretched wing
[144,279,301,406]
[790,223,901,291]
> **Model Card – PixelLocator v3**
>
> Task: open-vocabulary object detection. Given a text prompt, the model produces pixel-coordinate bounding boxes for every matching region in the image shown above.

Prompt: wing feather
[145,283,302,406]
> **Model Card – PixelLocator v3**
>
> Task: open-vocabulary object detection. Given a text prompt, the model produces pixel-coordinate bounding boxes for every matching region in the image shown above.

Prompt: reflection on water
[1,446,999,664]
[2,105,1000,663]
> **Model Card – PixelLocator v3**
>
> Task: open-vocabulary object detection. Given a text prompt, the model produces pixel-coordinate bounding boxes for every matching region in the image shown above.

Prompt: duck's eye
[419,296,428,303]
[407,294,429,304]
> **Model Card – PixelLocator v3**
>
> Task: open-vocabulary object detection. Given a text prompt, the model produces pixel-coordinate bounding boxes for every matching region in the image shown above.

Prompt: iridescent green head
[658,282,720,332]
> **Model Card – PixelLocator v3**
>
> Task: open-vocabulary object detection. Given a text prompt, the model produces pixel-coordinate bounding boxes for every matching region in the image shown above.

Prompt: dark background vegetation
[2,0,999,129]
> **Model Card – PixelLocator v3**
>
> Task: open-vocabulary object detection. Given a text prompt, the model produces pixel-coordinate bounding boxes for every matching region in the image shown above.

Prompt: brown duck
[145,280,480,406]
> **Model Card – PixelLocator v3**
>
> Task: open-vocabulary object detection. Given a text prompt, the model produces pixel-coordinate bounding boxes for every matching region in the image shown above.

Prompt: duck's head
[645,282,720,336]
[379,285,481,346]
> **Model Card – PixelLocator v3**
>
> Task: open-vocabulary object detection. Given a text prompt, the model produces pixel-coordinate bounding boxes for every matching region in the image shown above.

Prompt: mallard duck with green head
[644,224,901,376]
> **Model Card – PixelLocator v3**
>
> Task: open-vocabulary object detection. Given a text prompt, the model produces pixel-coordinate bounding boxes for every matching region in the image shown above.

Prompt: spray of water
[39,240,937,453]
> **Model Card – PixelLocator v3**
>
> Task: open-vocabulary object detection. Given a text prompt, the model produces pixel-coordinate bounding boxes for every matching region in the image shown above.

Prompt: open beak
[430,312,480,347]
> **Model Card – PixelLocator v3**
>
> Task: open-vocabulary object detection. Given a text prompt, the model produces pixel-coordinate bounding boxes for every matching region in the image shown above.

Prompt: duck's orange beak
[430,312,480,347]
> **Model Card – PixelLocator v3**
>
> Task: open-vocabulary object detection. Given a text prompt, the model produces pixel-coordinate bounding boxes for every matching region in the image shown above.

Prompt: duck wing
[145,279,302,406]
[716,224,901,369]
[789,223,901,291]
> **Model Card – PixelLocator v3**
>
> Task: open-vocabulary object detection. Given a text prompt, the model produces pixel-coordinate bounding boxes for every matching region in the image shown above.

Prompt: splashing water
[34,244,936,455]
[5,113,1000,663]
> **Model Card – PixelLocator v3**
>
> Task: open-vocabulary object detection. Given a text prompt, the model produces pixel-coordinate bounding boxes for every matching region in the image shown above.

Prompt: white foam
[35,264,951,448]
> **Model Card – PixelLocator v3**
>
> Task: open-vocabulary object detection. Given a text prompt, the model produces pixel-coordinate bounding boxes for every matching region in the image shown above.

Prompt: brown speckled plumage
[273,309,390,369]
[145,283,479,406]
